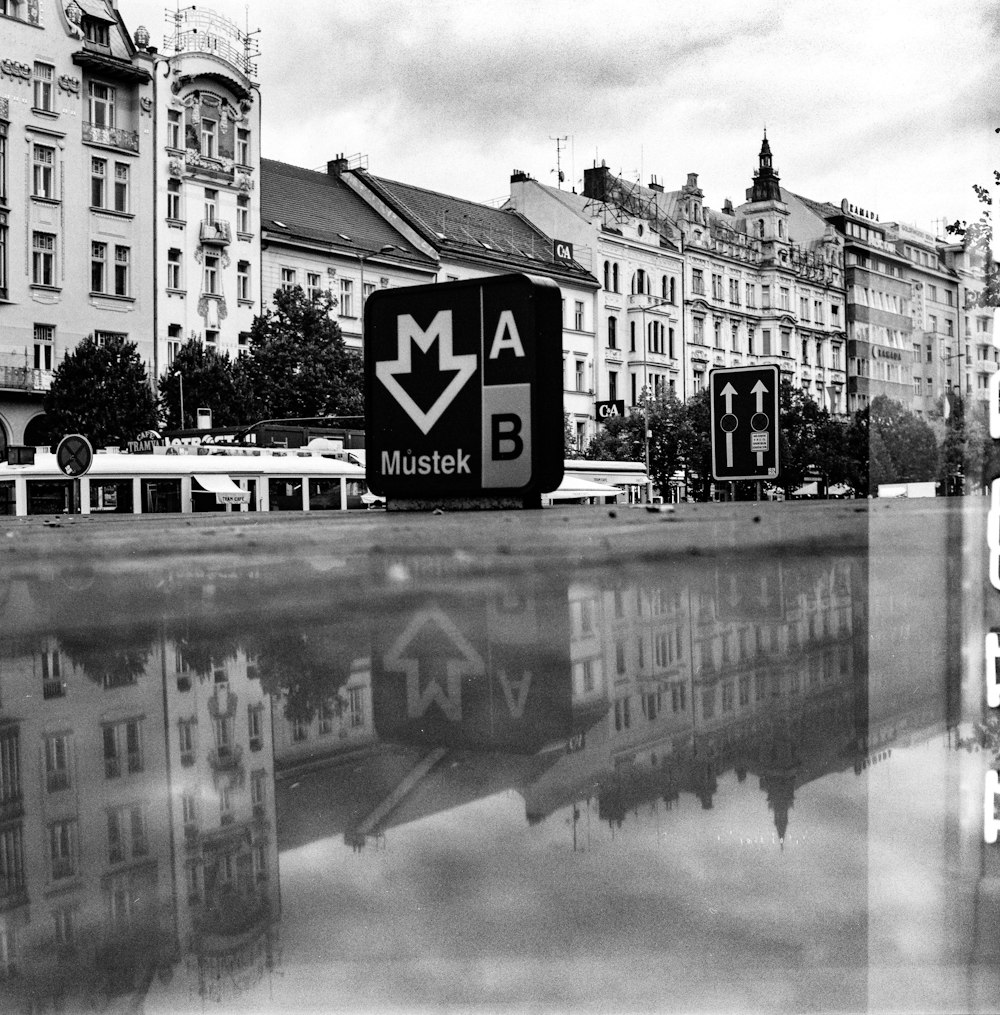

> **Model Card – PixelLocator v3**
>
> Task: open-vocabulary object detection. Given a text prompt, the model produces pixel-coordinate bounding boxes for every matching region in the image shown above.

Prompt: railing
[83,122,139,153]
[0,365,52,392]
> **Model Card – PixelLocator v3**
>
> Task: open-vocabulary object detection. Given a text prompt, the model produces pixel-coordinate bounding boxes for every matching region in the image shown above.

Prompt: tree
[158,339,254,431]
[854,395,939,491]
[44,335,158,447]
[241,287,363,422]
[777,383,850,497]
[678,389,714,501]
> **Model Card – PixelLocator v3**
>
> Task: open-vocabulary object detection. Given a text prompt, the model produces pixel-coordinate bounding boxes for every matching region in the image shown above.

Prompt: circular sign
[750,412,770,432]
[56,434,94,477]
[720,413,738,433]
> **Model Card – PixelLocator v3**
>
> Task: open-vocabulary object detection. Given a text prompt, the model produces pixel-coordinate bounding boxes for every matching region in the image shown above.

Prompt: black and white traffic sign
[709,365,781,481]
[364,274,564,501]
[55,434,93,477]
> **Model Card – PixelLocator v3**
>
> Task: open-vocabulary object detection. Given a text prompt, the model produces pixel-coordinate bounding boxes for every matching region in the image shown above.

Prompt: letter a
[489,311,526,359]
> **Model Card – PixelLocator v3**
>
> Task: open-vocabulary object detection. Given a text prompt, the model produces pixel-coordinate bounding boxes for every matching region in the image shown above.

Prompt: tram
[0,443,377,517]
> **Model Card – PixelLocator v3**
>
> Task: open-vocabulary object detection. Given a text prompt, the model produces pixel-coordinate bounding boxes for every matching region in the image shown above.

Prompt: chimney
[327,154,349,176]
[648,175,663,193]
[583,164,611,202]
[722,198,734,215]
[510,169,531,184]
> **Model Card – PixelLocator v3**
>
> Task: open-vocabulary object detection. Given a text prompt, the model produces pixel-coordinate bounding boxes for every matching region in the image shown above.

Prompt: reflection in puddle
[0,526,990,1013]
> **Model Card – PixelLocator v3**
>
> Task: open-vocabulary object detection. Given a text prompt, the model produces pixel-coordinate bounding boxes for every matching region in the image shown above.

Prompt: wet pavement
[0,500,996,1014]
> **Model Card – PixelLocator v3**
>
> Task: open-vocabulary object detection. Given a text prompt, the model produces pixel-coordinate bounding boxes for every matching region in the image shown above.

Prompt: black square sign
[364,273,564,500]
[709,364,781,481]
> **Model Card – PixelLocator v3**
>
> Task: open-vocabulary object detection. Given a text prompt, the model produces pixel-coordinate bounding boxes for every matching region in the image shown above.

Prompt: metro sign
[365,274,564,502]
[709,364,781,481]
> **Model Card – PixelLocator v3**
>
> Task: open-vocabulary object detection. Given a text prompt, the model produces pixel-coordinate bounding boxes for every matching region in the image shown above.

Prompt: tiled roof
[260,159,435,265]
[785,190,840,221]
[364,175,598,286]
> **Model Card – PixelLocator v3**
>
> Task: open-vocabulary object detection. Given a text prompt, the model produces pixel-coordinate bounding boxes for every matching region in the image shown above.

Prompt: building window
[49,820,76,881]
[713,319,722,348]
[575,359,585,391]
[33,62,54,112]
[779,287,790,311]
[608,369,618,401]
[612,263,619,292]
[32,144,54,198]
[167,325,181,364]
[629,320,636,352]
[799,296,809,319]
[747,326,755,355]
[363,280,375,306]
[761,284,771,309]
[692,317,704,344]
[94,330,125,348]
[91,157,107,207]
[307,271,321,301]
[574,301,584,330]
[729,278,740,305]
[248,703,264,750]
[280,267,296,291]
[0,120,7,204]
[814,300,823,324]
[88,81,115,129]
[178,719,195,764]
[238,261,251,301]
[340,278,354,317]
[205,329,218,348]
[691,268,704,295]
[236,128,250,165]
[203,188,217,224]
[831,304,840,325]
[762,329,771,355]
[603,261,610,290]
[203,254,219,295]
[113,245,129,296]
[731,322,740,352]
[166,179,181,219]
[167,108,182,149]
[107,805,147,864]
[201,118,217,159]
[781,329,792,356]
[745,283,755,308]
[236,195,250,234]
[167,248,182,290]
[33,324,53,371]
[711,273,723,300]
[32,232,55,286]
[45,734,70,793]
[91,241,107,292]
[113,162,128,212]
[103,720,142,778]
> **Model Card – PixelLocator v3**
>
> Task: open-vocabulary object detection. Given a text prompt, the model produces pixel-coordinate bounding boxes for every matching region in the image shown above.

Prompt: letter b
[492,414,523,461]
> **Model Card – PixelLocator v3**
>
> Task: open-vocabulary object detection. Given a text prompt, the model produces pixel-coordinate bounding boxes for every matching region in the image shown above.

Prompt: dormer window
[83,17,110,46]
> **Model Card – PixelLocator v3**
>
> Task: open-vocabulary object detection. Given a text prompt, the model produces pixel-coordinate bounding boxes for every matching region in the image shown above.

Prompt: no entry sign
[364,274,564,502]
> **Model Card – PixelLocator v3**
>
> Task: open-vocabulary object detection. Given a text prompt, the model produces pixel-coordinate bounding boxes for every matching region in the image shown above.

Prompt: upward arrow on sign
[721,382,737,413]
[752,380,768,412]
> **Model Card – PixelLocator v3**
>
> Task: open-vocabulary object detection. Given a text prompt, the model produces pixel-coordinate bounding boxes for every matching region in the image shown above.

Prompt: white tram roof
[0,450,367,480]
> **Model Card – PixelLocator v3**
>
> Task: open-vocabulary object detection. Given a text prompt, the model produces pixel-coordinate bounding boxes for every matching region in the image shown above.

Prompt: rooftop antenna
[550,135,568,188]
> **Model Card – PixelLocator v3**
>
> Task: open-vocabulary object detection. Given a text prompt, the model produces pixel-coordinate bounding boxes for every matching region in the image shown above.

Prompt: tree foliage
[241,287,363,422]
[158,340,254,431]
[44,335,158,447]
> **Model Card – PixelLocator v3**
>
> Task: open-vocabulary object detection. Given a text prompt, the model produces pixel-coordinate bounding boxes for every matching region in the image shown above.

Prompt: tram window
[309,478,341,510]
[268,478,302,511]
[0,482,13,515]
[89,480,133,513]
[27,480,73,515]
[140,479,181,513]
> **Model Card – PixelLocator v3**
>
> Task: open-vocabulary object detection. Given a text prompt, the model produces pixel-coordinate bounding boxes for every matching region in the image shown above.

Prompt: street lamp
[356,244,397,342]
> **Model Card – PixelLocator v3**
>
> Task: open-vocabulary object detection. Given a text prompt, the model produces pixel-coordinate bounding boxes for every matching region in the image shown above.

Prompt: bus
[0,444,375,517]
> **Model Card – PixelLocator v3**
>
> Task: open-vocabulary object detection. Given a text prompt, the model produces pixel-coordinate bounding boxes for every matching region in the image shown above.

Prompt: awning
[193,474,250,505]
[544,477,622,502]
[565,469,647,485]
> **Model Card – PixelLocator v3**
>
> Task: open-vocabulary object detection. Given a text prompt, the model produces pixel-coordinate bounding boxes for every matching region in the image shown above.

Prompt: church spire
[749,132,782,203]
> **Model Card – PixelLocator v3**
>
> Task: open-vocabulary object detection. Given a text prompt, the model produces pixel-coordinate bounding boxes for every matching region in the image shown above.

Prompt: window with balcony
[34,324,53,372]
[167,109,182,149]
[201,118,217,159]
[88,81,115,129]
[203,188,218,224]
[33,62,54,112]
[32,232,55,286]
[32,144,54,199]
[166,179,181,220]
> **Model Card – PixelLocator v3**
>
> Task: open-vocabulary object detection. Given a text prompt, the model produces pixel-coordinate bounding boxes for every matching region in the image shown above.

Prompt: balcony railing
[199,219,232,246]
[208,746,243,772]
[0,365,52,393]
[83,122,139,152]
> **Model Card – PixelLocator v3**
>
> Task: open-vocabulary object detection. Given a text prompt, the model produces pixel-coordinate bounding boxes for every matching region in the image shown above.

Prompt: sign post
[709,365,781,483]
[55,434,93,477]
[364,274,564,509]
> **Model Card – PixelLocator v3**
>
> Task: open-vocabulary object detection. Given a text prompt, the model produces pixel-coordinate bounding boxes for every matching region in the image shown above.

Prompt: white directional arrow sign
[709,365,780,481]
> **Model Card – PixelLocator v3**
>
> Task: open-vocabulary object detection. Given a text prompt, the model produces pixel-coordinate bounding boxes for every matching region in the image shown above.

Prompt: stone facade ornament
[57,75,80,94]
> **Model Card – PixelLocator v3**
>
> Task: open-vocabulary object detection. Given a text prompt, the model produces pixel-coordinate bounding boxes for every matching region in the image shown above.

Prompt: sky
[121,0,1000,238]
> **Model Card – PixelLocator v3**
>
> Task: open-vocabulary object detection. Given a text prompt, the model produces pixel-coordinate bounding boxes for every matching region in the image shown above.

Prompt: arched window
[629,321,636,352]
[778,220,785,239]
[662,275,668,300]
[757,219,765,238]
[669,277,676,303]
[608,315,618,349]
[603,261,610,290]
[612,263,619,293]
